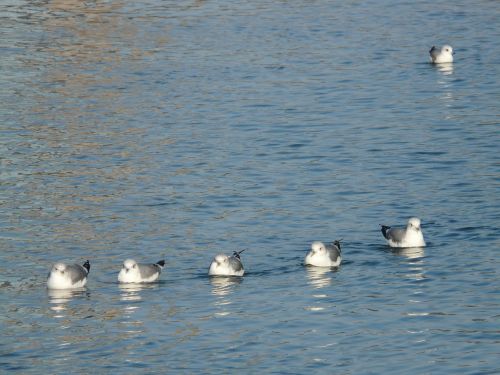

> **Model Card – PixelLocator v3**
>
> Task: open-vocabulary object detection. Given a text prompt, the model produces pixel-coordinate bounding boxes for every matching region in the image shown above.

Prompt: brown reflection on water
[36,0,145,118]
[11,1,171,248]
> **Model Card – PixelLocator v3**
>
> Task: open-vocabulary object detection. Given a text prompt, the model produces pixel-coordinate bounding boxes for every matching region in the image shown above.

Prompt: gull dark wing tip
[83,260,90,273]
[380,225,391,239]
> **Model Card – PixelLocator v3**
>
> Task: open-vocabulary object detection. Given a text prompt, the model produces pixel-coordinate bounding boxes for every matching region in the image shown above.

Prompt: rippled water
[1,0,499,373]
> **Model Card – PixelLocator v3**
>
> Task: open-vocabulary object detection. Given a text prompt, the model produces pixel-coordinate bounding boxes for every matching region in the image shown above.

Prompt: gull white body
[47,261,90,289]
[304,241,342,267]
[381,217,426,248]
[118,259,165,283]
[208,252,245,276]
[429,45,454,63]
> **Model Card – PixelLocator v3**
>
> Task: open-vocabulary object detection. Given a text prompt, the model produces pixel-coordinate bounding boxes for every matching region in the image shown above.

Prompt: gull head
[442,45,454,56]
[52,263,67,273]
[123,259,138,272]
[407,217,422,231]
[311,241,326,255]
[214,254,229,265]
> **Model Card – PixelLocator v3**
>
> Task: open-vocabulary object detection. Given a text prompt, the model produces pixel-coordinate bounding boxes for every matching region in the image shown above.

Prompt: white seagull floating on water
[429,45,454,64]
[381,217,426,248]
[47,260,90,289]
[208,250,245,276]
[118,259,165,283]
[304,241,342,267]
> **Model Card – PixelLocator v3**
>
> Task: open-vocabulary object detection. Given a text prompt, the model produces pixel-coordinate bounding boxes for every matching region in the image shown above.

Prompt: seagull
[429,45,454,63]
[118,259,165,283]
[381,217,426,248]
[208,250,245,276]
[47,260,90,289]
[304,241,342,267]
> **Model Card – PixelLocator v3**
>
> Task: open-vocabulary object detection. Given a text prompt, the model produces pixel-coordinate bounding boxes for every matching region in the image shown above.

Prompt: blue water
[1,0,499,373]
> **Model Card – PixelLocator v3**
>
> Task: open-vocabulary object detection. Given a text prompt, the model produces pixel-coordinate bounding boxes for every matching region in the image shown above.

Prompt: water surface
[1,0,499,373]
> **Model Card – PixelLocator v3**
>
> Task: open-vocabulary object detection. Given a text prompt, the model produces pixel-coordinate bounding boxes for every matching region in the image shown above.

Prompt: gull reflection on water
[392,247,426,282]
[390,247,431,336]
[391,247,425,260]
[47,288,95,348]
[434,62,455,116]
[118,283,159,335]
[210,276,242,297]
[119,283,159,301]
[304,267,338,312]
[305,267,333,289]
[47,288,88,318]
[210,276,242,316]
[119,283,159,310]
[436,62,454,75]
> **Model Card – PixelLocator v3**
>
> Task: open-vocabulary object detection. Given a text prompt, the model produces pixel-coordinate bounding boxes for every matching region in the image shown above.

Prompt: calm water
[1,0,499,373]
